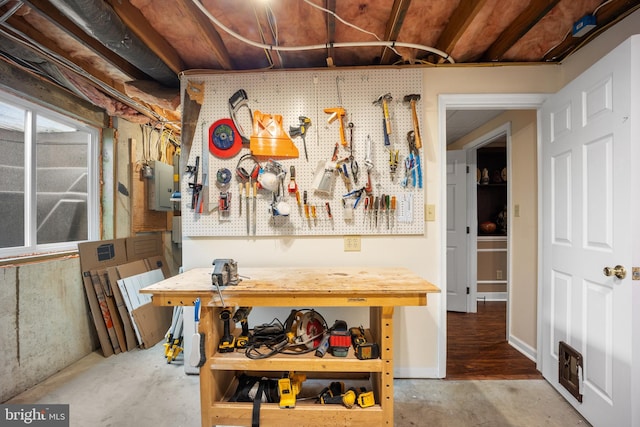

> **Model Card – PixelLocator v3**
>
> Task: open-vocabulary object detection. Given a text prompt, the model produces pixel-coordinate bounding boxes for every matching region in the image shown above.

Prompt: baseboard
[477,292,507,301]
[394,366,441,379]
[509,334,537,362]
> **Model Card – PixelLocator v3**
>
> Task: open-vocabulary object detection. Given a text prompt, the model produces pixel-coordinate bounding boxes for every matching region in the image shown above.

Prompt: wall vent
[558,341,583,402]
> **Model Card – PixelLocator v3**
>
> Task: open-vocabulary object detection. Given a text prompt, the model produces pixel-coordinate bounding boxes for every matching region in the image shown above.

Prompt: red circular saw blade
[209,118,241,158]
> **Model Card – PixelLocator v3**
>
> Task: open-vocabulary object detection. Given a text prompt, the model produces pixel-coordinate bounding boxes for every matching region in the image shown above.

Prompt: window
[0,91,99,257]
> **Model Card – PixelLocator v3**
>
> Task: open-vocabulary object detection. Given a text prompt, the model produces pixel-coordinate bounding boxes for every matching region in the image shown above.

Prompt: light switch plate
[344,235,361,252]
[426,204,436,221]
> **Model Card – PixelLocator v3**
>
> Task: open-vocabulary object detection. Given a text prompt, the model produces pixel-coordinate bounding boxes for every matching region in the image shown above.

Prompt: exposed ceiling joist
[379,0,412,64]
[436,0,489,62]
[180,0,234,71]
[105,0,186,75]
[543,0,640,61]
[325,0,336,66]
[484,0,561,61]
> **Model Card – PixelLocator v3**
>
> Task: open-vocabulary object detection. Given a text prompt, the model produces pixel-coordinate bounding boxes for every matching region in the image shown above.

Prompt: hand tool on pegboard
[324,107,347,146]
[228,89,253,145]
[252,180,257,235]
[347,122,359,184]
[180,80,204,177]
[194,122,210,213]
[406,130,423,188]
[187,155,200,210]
[245,180,251,235]
[289,116,312,161]
[403,94,422,149]
[373,93,393,144]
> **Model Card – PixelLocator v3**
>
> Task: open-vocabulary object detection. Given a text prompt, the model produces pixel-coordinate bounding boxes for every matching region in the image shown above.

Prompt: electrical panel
[148,160,174,211]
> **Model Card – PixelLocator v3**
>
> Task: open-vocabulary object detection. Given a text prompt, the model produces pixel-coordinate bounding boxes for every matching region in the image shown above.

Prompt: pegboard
[181,68,425,237]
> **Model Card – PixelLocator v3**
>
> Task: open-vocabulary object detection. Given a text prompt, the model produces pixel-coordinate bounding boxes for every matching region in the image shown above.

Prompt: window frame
[0,90,100,258]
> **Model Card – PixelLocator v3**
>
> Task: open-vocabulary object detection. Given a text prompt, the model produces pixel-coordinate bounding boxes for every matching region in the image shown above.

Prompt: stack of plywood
[78,234,173,357]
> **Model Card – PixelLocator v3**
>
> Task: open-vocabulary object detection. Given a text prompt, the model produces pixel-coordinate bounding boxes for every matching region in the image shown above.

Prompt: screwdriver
[363,196,369,225]
[380,194,386,229]
[303,190,309,219]
[390,195,397,229]
[385,194,390,229]
[373,196,380,228]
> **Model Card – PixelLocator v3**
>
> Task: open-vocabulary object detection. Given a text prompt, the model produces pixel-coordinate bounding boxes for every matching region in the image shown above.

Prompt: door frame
[462,122,512,318]
[437,93,547,377]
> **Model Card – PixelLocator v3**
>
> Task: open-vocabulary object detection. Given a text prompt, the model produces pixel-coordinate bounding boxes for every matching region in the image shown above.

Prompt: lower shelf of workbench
[207,371,385,427]
[210,346,384,372]
[208,402,385,427]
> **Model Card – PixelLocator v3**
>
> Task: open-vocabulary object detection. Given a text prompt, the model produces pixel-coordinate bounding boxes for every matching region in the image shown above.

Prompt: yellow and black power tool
[218,308,236,353]
[233,306,252,348]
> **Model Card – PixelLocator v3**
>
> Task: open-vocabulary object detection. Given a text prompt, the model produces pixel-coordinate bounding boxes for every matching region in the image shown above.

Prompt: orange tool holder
[250,110,299,158]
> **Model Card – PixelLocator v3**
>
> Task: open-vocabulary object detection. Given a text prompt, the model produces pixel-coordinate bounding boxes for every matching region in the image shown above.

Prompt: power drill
[232,306,252,348]
[218,308,236,353]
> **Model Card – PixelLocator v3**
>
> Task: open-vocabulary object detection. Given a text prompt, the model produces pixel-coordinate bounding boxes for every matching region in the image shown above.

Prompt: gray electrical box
[148,160,174,211]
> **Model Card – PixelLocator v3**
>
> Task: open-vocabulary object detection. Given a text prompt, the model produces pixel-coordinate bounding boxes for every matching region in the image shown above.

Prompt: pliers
[406,131,423,188]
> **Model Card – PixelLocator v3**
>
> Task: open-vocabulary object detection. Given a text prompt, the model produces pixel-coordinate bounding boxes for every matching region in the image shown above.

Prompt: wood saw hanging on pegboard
[181,68,424,237]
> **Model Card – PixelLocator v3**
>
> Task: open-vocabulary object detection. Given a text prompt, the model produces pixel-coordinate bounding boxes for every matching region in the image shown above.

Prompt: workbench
[141,267,439,427]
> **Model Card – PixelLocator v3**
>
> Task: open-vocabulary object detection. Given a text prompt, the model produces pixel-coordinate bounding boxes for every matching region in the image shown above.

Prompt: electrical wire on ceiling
[191,0,455,64]
[300,0,401,57]
[542,0,614,60]
[252,0,284,68]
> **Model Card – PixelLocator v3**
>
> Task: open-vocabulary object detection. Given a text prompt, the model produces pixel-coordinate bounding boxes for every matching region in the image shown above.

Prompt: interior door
[446,150,468,312]
[541,37,636,425]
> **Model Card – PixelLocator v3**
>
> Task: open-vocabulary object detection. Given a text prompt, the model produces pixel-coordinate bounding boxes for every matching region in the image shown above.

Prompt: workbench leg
[199,305,217,427]
[371,306,394,425]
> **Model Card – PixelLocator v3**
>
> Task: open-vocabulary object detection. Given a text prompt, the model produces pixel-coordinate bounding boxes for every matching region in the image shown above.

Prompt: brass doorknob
[603,265,626,279]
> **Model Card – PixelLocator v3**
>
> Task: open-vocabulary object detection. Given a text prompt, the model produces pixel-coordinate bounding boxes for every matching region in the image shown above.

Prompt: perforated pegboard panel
[181,68,424,237]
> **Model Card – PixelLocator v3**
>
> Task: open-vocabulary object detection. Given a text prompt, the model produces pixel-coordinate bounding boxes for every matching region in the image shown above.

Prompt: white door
[446,150,468,312]
[541,37,637,426]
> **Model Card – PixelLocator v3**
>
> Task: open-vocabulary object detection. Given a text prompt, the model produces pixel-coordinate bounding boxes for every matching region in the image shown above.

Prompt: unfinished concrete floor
[6,342,590,427]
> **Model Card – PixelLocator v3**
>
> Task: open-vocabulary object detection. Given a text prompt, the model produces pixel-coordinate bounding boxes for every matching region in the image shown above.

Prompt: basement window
[0,91,99,258]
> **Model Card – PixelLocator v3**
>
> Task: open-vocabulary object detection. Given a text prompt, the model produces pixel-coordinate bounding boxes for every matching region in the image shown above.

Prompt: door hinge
[466,165,470,173]
[466,287,470,295]
[466,226,470,234]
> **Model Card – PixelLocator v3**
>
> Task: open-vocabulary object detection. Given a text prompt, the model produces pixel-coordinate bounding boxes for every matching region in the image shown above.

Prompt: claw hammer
[403,94,422,149]
[374,93,393,137]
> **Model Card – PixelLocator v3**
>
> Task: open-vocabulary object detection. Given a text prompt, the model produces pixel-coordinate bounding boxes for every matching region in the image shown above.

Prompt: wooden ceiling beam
[379,0,412,65]
[436,0,488,62]
[22,0,148,80]
[325,0,336,65]
[180,0,235,70]
[105,0,186,74]
[543,0,640,62]
[483,0,561,61]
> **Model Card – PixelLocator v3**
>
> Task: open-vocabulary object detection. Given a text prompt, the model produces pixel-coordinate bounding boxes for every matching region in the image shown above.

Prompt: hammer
[403,94,422,149]
[373,93,393,137]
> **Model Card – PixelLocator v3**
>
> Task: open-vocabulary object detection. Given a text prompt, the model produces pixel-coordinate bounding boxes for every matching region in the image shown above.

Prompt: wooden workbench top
[141,266,440,307]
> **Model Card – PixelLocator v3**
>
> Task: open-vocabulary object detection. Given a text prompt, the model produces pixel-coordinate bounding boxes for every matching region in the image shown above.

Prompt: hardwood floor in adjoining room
[447,301,542,380]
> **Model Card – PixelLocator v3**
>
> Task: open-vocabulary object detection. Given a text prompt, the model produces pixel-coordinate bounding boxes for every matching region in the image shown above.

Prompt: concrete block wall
[0,256,96,402]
